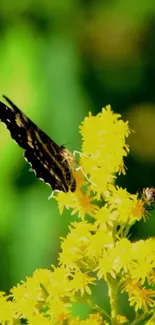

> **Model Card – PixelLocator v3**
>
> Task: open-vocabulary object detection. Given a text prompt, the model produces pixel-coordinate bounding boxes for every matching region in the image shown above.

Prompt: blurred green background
[0,0,155,320]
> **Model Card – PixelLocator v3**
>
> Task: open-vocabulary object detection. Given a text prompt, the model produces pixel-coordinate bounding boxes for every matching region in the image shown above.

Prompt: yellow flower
[94,205,118,227]
[71,190,99,219]
[80,313,106,325]
[129,287,155,312]
[131,199,145,221]
[95,250,116,280]
[55,189,99,219]
[54,191,76,215]
[95,238,139,280]
[112,238,137,274]
[105,187,143,225]
[1,105,155,324]
[123,279,155,312]
[123,279,141,295]
[46,266,72,299]
[0,292,15,323]
[130,239,155,284]
[11,281,41,319]
[85,227,114,262]
[59,221,95,269]
[27,314,53,325]
[79,106,130,197]
[116,314,128,324]
[32,268,53,289]
[47,298,71,323]
[70,270,96,296]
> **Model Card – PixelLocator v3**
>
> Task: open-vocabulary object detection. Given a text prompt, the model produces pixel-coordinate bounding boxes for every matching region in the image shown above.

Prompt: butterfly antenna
[3,95,16,107]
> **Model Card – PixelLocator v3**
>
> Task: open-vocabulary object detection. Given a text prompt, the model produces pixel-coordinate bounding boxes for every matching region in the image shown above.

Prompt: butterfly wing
[0,96,76,192]
[24,149,67,191]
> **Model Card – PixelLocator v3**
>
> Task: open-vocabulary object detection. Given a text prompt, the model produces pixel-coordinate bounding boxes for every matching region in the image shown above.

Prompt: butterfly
[142,187,155,210]
[0,96,76,193]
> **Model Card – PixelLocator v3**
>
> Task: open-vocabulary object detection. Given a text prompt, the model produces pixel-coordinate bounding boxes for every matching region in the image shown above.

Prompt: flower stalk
[107,274,118,325]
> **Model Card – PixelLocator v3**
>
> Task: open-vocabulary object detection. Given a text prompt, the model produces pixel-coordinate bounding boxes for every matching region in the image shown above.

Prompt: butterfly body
[0,96,76,192]
[142,187,155,209]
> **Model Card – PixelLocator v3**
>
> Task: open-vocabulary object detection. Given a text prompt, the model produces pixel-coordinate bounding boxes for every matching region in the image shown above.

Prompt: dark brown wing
[0,96,76,192]
[24,149,67,191]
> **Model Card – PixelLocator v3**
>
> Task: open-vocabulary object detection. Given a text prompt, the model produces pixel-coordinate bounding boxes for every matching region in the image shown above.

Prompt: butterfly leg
[48,191,55,200]
[75,166,96,187]
[73,150,83,157]
[73,151,96,186]
[48,189,60,200]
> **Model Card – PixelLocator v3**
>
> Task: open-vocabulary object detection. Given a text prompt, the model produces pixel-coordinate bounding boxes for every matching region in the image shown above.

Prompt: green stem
[87,300,111,320]
[107,274,118,325]
[131,313,151,325]
[79,297,111,321]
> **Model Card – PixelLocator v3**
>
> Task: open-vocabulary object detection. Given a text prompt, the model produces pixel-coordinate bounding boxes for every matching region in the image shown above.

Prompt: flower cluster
[0,106,155,325]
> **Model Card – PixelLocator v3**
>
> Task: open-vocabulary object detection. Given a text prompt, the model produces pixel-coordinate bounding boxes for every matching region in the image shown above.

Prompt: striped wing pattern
[0,96,76,192]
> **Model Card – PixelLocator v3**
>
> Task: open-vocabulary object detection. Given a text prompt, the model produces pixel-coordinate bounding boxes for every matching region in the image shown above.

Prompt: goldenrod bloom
[0,105,154,325]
